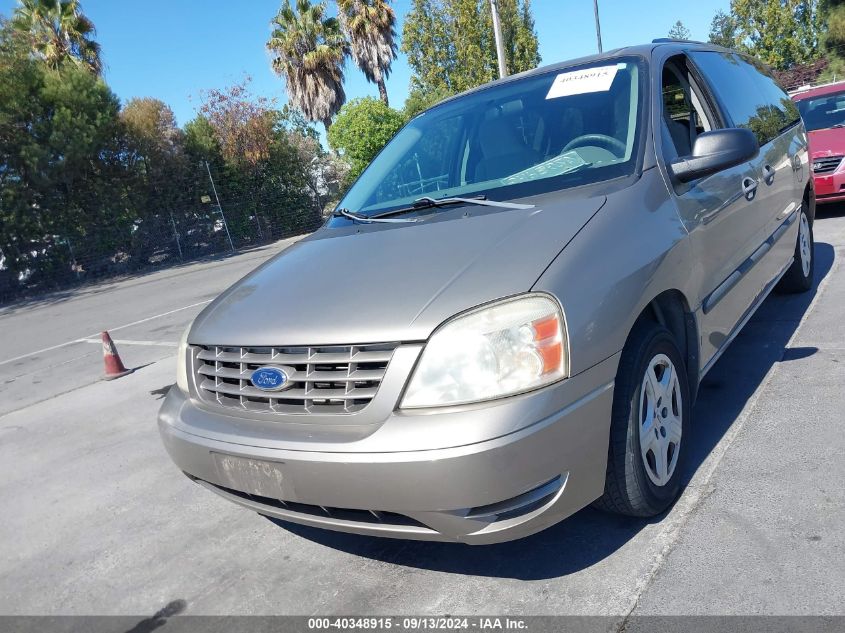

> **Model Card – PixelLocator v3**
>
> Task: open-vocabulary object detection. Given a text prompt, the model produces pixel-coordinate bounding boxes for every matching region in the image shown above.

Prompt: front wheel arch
[804,180,816,226]
[633,289,699,405]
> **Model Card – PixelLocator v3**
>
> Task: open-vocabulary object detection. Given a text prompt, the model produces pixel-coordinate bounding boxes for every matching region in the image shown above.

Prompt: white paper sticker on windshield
[545,65,619,99]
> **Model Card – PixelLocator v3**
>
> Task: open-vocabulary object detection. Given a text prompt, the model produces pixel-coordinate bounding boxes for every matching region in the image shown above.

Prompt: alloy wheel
[799,212,812,278]
[638,353,683,487]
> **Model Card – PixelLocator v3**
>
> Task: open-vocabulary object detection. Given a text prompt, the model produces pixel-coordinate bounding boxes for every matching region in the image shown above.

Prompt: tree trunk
[377,78,389,107]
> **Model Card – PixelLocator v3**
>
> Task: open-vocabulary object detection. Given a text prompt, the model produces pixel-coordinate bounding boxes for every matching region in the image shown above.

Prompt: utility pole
[204,160,235,253]
[593,0,603,53]
[490,0,508,79]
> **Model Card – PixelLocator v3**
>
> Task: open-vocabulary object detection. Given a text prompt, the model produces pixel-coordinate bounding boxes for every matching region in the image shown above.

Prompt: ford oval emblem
[250,367,290,392]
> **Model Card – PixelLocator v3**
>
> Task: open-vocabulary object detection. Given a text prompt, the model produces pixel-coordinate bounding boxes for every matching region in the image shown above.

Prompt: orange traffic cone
[101,331,133,380]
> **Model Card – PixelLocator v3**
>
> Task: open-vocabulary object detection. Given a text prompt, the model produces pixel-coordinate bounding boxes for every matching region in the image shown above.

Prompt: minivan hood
[190,193,606,346]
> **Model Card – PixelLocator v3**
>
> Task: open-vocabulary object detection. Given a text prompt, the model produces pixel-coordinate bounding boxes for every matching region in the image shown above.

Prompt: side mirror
[669,128,759,183]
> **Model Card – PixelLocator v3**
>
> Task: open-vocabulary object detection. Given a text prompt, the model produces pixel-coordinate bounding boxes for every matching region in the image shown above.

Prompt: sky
[0,0,730,132]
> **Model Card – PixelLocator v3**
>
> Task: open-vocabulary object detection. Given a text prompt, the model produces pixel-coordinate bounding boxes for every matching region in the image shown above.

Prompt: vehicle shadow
[269,240,836,581]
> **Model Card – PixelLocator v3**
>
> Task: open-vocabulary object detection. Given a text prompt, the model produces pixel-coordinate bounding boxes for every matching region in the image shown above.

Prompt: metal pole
[65,237,80,279]
[204,160,235,253]
[169,211,183,260]
[593,0,603,53]
[251,195,264,241]
[490,0,508,78]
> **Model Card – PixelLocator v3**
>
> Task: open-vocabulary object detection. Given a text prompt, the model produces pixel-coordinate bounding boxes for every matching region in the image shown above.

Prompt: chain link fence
[0,177,326,305]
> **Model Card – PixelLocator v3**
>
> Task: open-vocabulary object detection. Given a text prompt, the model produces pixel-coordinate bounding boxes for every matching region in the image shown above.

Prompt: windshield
[796,90,845,131]
[337,57,645,216]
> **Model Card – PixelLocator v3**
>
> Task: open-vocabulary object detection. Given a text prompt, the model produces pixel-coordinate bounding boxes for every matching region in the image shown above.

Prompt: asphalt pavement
[0,213,843,620]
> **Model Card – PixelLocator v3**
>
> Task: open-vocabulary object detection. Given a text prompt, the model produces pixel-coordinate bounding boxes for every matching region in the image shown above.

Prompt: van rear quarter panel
[533,168,694,377]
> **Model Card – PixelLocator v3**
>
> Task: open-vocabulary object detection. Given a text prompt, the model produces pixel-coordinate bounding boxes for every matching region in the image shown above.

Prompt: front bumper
[813,170,845,204]
[158,353,618,544]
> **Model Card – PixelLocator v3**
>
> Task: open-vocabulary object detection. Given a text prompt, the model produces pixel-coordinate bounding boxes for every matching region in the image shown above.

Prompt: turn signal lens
[175,323,192,393]
[533,314,564,375]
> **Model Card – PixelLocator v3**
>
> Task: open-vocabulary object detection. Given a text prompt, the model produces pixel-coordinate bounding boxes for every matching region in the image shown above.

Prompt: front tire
[594,321,691,517]
[776,203,814,294]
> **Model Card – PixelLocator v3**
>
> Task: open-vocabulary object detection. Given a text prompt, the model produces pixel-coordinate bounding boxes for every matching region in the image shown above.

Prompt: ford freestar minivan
[158,41,813,544]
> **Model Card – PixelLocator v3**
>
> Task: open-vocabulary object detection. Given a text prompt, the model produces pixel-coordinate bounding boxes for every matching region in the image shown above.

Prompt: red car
[793,81,845,204]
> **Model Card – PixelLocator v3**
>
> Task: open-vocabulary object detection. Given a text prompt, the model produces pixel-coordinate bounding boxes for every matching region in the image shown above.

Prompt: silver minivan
[158,41,814,544]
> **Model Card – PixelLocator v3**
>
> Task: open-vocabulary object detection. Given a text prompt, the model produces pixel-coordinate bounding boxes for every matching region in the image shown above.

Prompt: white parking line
[0,338,88,367]
[100,300,211,335]
[80,339,178,348]
[0,299,209,366]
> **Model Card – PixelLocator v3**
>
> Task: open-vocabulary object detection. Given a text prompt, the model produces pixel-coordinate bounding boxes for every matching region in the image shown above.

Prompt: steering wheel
[562,133,626,156]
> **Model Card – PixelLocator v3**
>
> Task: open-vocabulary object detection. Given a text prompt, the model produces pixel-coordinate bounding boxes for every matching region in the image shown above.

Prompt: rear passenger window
[689,51,799,146]
[745,57,801,130]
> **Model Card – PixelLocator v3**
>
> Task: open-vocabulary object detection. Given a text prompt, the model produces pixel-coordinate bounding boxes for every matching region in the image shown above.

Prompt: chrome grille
[812,155,843,174]
[194,343,398,414]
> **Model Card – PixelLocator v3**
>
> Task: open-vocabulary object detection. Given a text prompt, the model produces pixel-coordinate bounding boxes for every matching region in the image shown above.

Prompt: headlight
[175,323,192,393]
[401,294,568,408]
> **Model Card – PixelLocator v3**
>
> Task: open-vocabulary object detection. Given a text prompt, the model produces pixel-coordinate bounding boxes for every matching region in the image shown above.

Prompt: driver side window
[661,57,715,160]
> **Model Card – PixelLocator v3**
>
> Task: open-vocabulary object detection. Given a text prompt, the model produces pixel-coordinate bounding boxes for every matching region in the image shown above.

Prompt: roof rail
[652,38,708,45]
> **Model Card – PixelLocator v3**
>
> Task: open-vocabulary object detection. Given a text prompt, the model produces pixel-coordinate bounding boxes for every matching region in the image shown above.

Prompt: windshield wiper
[832,123,845,128]
[411,196,535,210]
[332,208,421,224]
[369,195,535,219]
[334,195,535,224]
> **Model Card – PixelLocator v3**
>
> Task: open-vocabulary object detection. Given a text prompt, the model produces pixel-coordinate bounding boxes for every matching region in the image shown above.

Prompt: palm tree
[337,0,397,106]
[267,0,349,131]
[11,0,101,74]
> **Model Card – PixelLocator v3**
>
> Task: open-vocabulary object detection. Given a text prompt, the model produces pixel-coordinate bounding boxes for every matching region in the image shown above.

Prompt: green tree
[122,99,182,156]
[722,0,822,69]
[400,0,456,93]
[184,115,220,162]
[0,20,128,290]
[337,0,397,106]
[122,98,185,182]
[451,0,489,91]
[0,13,335,300]
[824,0,845,50]
[327,97,406,185]
[708,10,739,47]
[735,0,815,67]
[487,0,541,80]
[121,98,189,262]
[513,0,541,72]
[401,0,540,96]
[668,20,691,40]
[814,0,845,80]
[267,0,348,131]
[11,0,101,73]
[403,84,454,118]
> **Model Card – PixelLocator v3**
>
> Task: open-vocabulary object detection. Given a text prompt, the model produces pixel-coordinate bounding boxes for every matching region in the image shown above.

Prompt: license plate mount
[211,453,292,500]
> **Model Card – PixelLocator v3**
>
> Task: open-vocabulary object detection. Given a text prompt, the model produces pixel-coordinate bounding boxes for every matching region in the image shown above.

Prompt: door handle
[742,177,758,200]
[763,164,776,185]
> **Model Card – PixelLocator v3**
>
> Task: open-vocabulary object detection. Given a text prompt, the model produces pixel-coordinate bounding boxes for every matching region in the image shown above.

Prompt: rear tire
[594,321,691,517]
[776,203,814,294]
